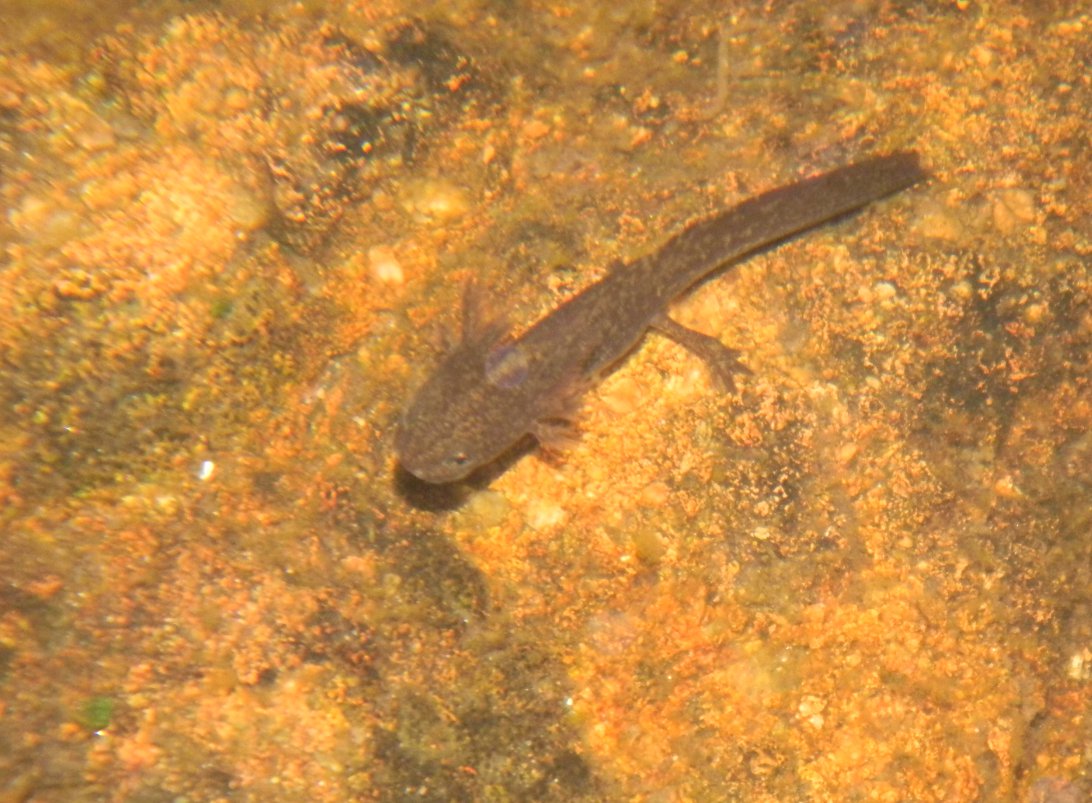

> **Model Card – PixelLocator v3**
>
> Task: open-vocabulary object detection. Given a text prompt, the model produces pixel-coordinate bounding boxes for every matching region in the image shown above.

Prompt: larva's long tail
[652,151,927,299]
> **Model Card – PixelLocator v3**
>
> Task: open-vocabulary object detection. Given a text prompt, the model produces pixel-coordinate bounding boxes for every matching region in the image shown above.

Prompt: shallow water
[0,1,1088,800]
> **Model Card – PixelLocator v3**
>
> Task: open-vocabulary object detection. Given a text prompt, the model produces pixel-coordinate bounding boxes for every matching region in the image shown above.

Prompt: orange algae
[0,1,1089,802]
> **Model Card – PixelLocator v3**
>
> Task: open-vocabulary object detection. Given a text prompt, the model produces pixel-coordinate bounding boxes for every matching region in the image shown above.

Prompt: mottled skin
[397,152,926,483]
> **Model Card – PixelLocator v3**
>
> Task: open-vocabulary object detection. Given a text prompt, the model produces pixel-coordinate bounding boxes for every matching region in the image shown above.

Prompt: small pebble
[402,178,469,221]
[917,201,964,241]
[464,489,510,529]
[992,187,1036,233]
[368,245,404,285]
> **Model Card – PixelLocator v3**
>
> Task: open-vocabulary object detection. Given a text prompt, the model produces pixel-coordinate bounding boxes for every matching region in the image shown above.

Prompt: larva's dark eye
[451,453,469,466]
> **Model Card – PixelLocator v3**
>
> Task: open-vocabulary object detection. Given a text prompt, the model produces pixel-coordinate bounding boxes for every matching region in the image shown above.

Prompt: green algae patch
[80,695,115,732]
